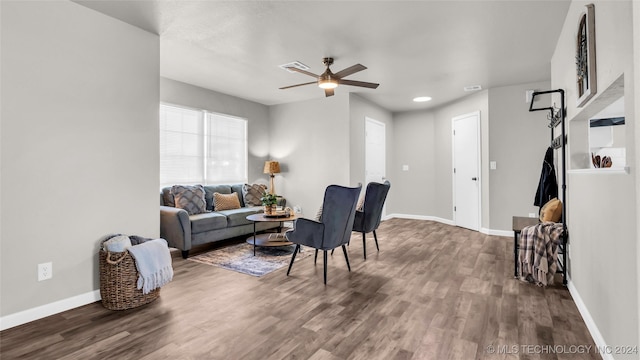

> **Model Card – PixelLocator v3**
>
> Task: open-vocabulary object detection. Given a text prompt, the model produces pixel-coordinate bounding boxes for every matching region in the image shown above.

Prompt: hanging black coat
[534,147,558,207]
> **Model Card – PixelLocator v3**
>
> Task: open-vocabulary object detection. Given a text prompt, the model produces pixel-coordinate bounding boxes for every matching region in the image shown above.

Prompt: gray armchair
[286,184,362,284]
[353,181,391,259]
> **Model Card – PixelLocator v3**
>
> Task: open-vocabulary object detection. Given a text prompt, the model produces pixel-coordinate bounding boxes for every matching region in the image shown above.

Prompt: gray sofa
[160,184,282,258]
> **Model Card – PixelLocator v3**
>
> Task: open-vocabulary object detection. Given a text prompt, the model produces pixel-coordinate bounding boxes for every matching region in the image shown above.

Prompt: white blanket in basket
[127,238,173,294]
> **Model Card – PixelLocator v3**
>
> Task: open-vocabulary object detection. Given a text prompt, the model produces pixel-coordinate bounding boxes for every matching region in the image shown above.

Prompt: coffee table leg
[253,222,257,256]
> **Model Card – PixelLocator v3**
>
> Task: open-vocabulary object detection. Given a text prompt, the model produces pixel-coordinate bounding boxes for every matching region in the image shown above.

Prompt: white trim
[384,213,455,226]
[384,214,511,237]
[568,167,630,175]
[480,227,513,237]
[567,281,614,360]
[0,290,101,331]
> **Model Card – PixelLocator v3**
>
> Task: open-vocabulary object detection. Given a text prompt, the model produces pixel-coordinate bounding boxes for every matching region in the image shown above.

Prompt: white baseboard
[385,214,511,237]
[480,227,513,237]
[0,290,101,331]
[384,213,454,226]
[568,281,614,360]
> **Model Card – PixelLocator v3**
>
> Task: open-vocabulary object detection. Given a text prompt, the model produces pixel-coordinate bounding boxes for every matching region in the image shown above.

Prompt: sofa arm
[276,196,287,207]
[160,205,191,255]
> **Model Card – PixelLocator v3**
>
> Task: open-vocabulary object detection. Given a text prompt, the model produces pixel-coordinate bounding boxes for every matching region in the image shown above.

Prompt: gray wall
[390,92,489,224]
[551,1,638,357]
[389,110,436,216]
[432,92,490,227]
[487,81,551,230]
[390,83,551,232]
[269,94,350,217]
[1,1,159,316]
[160,78,271,184]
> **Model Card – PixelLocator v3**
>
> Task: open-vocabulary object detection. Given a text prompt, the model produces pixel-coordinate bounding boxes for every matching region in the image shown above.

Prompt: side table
[246,213,298,256]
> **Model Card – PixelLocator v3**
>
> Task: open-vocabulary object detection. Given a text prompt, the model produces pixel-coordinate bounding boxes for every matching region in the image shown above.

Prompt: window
[160,104,247,188]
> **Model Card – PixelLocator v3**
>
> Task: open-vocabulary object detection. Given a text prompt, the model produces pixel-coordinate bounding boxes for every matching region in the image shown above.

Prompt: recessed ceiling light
[413,96,432,102]
[464,85,482,92]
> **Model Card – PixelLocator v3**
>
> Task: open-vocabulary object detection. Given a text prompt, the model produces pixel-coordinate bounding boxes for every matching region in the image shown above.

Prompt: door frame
[451,111,482,230]
[365,116,386,216]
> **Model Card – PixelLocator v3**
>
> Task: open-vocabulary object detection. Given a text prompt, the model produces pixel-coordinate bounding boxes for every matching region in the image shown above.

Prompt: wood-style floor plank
[0,219,601,359]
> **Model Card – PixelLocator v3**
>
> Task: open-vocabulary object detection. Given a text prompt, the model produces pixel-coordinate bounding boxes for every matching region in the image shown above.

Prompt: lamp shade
[263,161,281,174]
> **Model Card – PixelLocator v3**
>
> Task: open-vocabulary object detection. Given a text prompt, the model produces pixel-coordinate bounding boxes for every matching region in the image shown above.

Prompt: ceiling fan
[280,57,379,97]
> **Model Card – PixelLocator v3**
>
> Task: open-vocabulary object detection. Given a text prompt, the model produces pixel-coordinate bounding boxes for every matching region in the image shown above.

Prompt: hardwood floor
[1,219,600,360]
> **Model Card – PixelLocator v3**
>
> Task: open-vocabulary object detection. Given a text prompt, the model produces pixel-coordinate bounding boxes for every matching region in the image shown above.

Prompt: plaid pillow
[171,185,206,215]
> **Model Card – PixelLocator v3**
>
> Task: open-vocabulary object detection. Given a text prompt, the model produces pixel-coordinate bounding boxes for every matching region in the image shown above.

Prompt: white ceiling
[76,0,571,113]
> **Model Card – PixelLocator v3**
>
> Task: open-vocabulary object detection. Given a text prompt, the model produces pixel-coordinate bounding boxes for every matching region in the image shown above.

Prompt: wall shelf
[568,167,630,175]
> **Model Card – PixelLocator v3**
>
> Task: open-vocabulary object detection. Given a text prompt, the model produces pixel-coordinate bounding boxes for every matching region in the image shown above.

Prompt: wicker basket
[99,249,160,310]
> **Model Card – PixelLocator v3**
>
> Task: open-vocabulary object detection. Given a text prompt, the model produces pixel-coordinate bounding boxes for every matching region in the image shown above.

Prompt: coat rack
[529,89,568,285]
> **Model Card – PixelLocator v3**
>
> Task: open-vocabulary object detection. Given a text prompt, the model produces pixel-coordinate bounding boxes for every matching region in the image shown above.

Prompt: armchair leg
[314,249,318,264]
[323,250,328,285]
[342,245,351,272]
[287,244,300,276]
[330,249,334,256]
[362,232,367,260]
[181,250,189,259]
[373,230,380,252]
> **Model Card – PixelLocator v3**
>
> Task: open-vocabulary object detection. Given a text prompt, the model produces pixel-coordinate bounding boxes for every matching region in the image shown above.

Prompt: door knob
[471,177,478,181]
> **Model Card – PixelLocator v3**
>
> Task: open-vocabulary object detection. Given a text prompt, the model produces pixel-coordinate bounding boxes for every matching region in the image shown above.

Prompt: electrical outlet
[38,262,52,281]
[294,206,302,214]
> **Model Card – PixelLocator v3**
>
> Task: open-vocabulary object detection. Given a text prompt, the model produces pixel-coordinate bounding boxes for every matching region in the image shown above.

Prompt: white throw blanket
[127,238,173,294]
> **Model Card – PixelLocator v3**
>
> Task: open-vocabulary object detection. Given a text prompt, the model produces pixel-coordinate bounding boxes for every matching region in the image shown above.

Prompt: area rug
[187,242,313,277]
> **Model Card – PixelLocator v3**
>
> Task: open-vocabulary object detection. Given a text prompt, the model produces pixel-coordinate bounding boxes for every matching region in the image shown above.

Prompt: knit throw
[127,238,174,294]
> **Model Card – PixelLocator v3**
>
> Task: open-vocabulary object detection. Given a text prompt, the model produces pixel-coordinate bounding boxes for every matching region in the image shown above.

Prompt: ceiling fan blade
[339,79,379,89]
[334,64,367,79]
[286,67,320,78]
[279,81,317,90]
[325,88,335,97]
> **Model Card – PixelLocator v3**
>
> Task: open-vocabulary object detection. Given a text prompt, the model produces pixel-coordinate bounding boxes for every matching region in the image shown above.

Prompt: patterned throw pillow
[171,185,206,215]
[213,192,241,211]
[242,183,267,207]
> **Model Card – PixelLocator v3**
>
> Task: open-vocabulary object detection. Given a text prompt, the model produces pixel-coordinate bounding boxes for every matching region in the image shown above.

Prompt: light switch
[490,161,497,170]
[402,165,409,171]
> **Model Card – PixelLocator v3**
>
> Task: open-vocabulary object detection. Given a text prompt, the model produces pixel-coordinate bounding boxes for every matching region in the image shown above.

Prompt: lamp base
[269,174,276,195]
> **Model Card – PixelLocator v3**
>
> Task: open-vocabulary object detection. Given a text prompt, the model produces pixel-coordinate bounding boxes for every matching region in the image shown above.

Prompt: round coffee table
[246,213,299,255]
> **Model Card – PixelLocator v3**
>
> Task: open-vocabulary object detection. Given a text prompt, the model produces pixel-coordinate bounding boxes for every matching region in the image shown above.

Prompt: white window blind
[160,104,247,188]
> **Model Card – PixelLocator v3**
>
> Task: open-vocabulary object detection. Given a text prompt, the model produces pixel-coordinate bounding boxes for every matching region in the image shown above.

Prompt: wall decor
[575,4,597,107]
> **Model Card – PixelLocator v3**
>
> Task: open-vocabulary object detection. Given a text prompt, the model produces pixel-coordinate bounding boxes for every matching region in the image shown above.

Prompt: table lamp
[263,160,281,194]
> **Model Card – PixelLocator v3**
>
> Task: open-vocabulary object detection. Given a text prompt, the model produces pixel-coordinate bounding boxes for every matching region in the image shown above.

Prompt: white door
[365,117,386,214]
[452,112,481,231]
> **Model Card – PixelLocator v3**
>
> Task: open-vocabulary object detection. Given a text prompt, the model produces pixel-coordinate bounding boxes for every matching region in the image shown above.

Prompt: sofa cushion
[231,184,246,207]
[161,187,175,207]
[217,207,262,227]
[171,185,206,215]
[213,192,241,211]
[242,183,267,207]
[190,212,228,233]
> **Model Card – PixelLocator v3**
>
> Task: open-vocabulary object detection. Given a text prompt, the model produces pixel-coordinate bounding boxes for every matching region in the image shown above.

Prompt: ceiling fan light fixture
[413,96,432,102]
[318,79,338,89]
